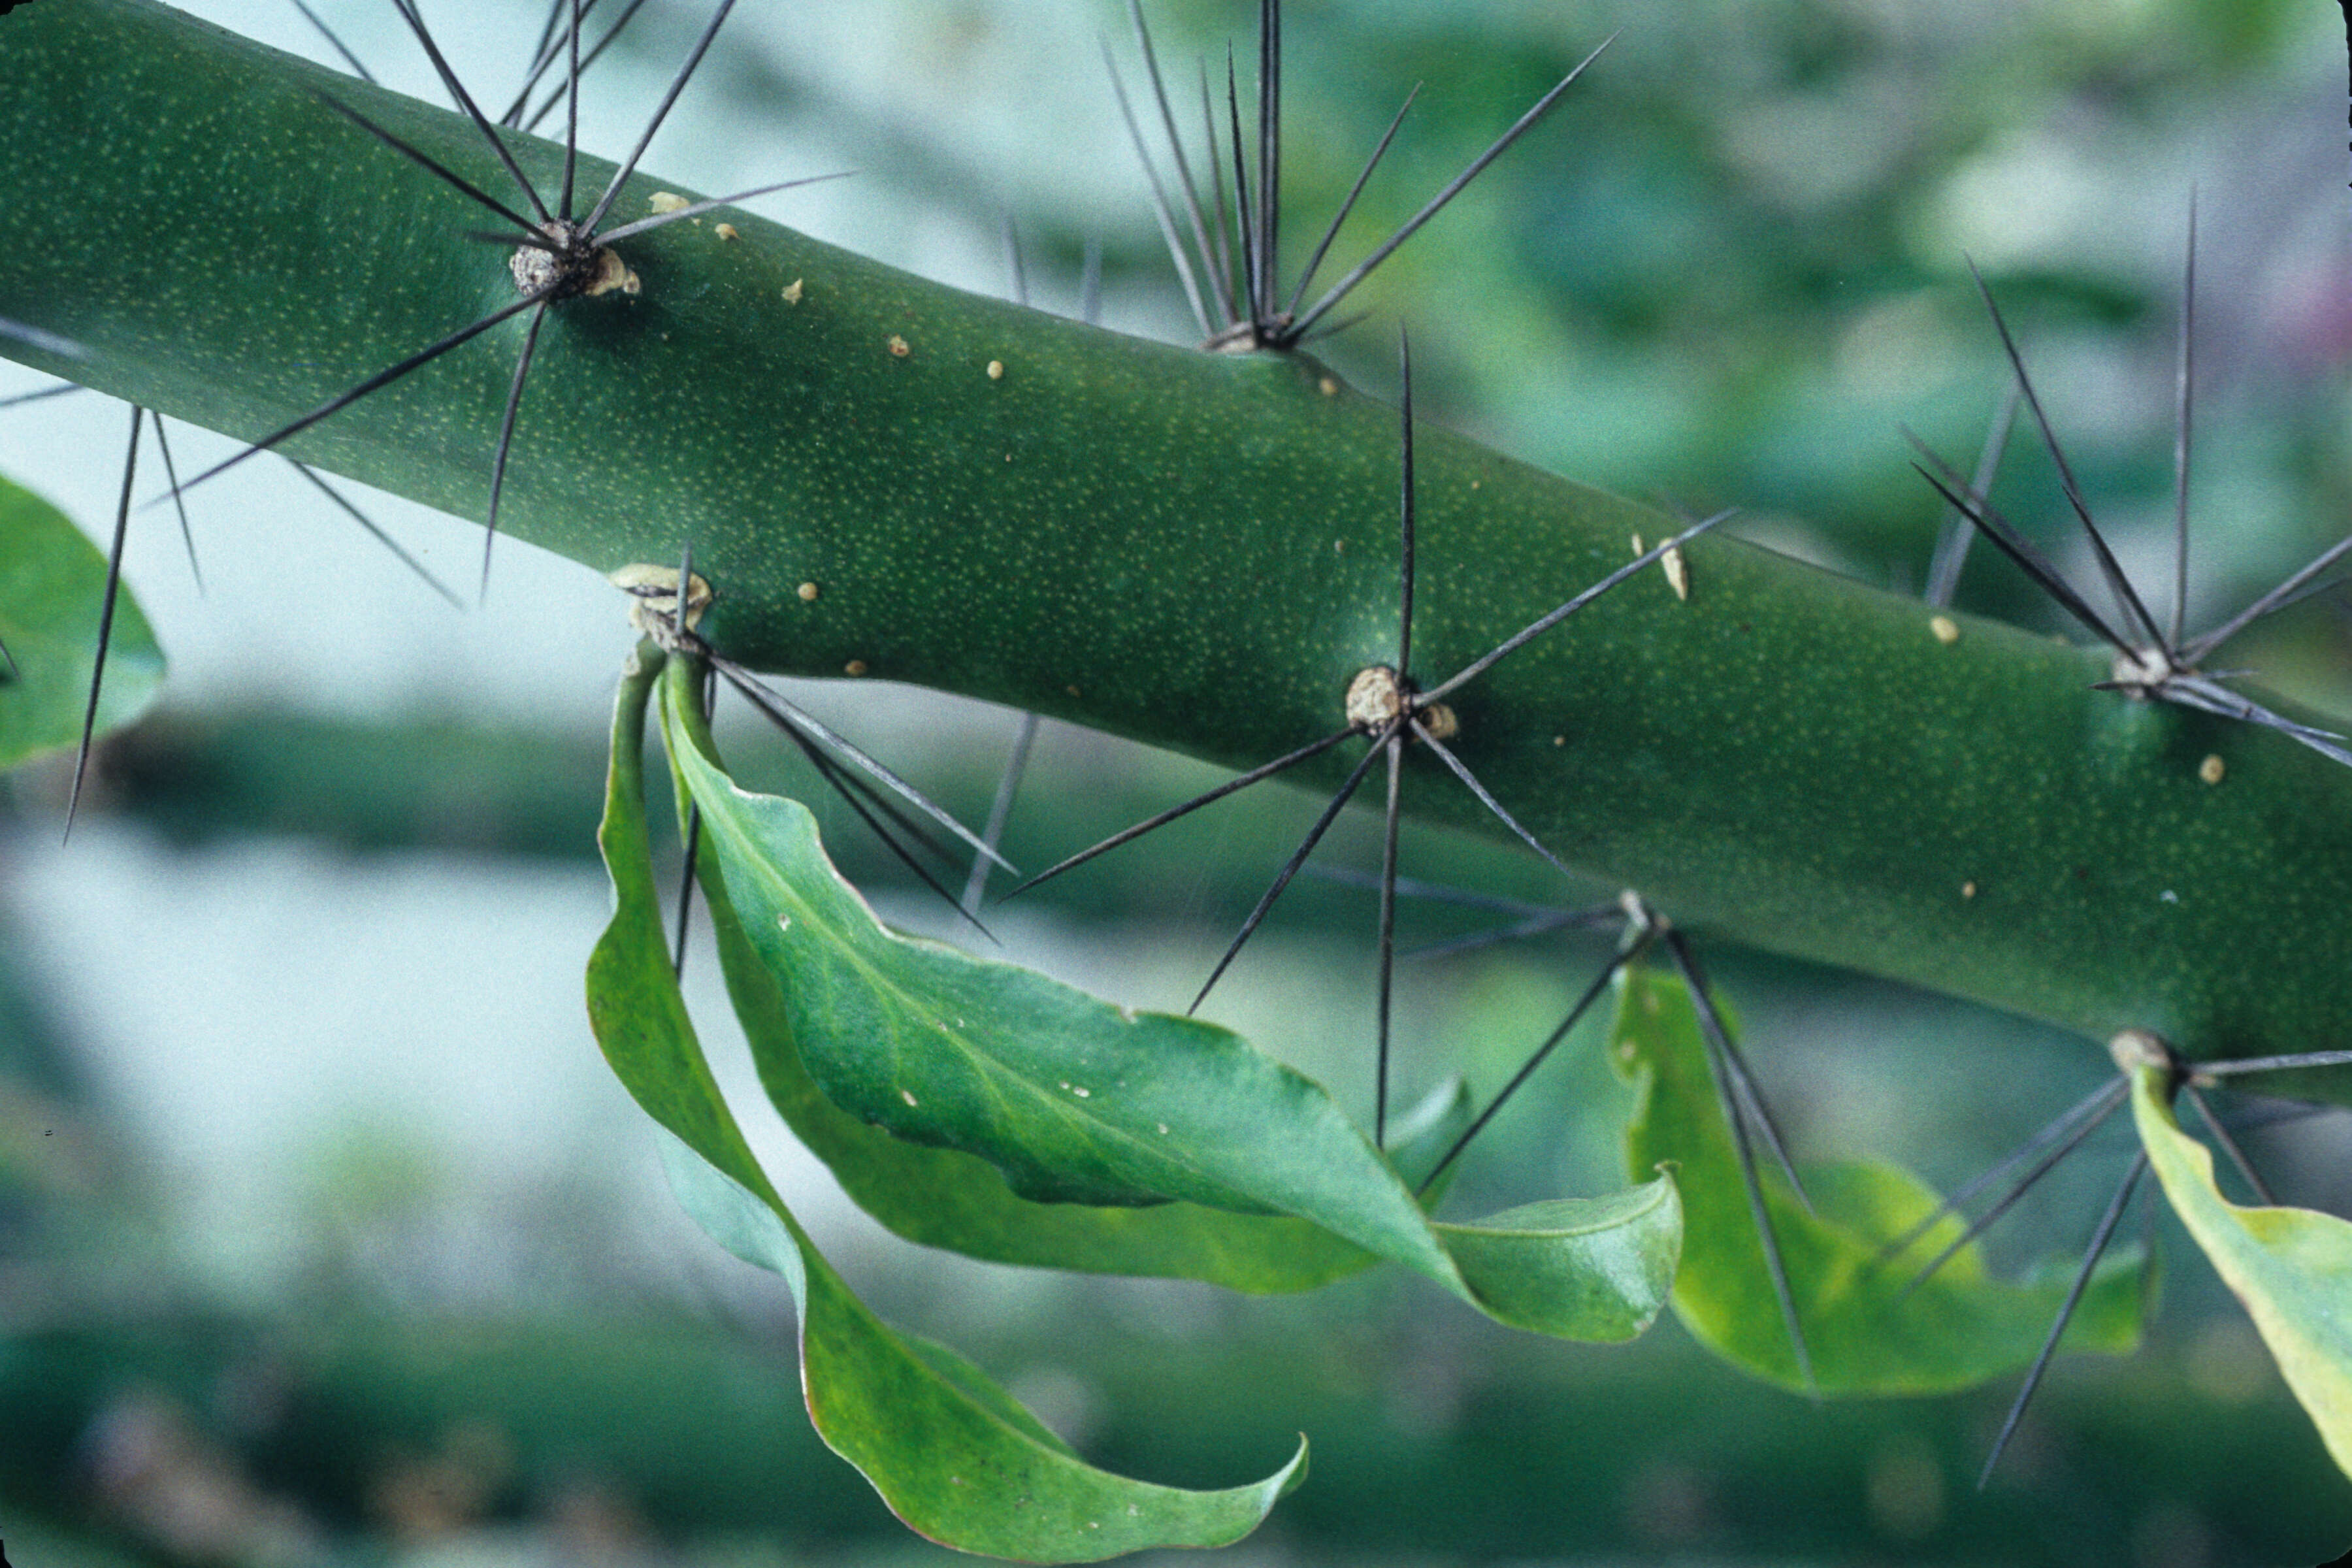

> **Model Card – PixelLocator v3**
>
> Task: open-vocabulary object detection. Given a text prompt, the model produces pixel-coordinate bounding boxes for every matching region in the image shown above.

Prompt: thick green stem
[3,0,2347,1081]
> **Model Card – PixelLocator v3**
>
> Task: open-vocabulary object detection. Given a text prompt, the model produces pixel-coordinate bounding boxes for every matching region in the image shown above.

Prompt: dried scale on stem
[612,549,1013,953]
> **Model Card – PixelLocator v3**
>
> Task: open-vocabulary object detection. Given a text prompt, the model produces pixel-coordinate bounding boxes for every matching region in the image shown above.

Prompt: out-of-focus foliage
[1612,964,2145,1395]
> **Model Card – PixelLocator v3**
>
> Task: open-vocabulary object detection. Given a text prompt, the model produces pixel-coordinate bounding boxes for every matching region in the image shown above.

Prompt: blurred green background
[3,0,2351,1563]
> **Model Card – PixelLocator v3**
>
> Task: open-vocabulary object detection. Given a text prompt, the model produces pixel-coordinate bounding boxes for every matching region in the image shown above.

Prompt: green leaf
[1612,966,2146,1394]
[0,474,163,770]
[659,659,1677,1341]
[1430,1182,1680,1342]
[688,785,1509,1299]
[589,643,1305,1561]
[681,754,1380,1294]
[657,661,1462,1271]
[2129,1061,2352,1478]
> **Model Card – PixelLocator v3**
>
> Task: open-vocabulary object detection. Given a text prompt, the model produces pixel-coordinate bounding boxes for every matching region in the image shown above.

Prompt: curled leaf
[591,644,1305,1560]
[689,800,1382,1293]
[1431,1182,1678,1341]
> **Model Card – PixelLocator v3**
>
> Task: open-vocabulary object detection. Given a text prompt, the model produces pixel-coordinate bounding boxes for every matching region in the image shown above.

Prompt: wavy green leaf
[693,778,1499,1296]
[681,766,1380,1293]
[1612,966,2145,1393]
[2129,1062,2352,1478]
[659,661,1461,1266]
[683,748,1471,1294]
[659,659,1676,1341]
[0,474,163,770]
[591,643,1304,1561]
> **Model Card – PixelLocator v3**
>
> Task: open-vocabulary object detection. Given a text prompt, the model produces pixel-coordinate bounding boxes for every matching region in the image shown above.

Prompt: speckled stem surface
[3,0,2347,1086]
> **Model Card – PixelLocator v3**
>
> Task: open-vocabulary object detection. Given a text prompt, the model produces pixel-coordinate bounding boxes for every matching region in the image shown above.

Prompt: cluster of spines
[1912,204,2352,770]
[38,0,839,834]
[1106,0,1610,353]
